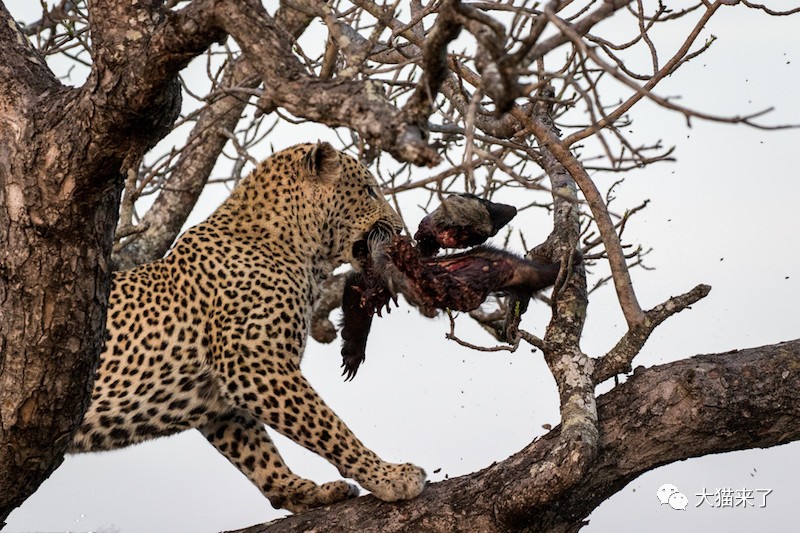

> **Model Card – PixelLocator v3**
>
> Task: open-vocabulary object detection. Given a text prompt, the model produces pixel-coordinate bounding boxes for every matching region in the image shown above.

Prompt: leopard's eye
[365,185,379,199]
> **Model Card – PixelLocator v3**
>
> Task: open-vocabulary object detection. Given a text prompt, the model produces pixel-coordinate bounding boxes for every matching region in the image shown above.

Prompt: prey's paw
[278,479,359,513]
[363,462,427,502]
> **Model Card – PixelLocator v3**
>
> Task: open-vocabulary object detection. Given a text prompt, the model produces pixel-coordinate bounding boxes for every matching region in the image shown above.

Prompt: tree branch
[214,0,441,166]
[593,283,712,384]
[401,0,463,131]
[226,338,800,533]
[512,103,647,327]
[69,0,226,189]
[495,86,598,523]
[520,0,634,65]
[0,3,60,102]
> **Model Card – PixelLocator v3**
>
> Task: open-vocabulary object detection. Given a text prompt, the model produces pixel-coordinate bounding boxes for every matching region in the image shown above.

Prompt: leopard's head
[295,142,402,270]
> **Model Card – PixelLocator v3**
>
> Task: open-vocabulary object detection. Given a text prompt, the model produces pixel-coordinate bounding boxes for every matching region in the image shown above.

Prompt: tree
[1,1,797,531]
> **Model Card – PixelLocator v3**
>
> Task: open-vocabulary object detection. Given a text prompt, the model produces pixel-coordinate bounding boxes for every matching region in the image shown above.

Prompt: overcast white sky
[4,1,800,532]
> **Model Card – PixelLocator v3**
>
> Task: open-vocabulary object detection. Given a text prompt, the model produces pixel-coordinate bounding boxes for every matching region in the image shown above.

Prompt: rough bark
[227,338,800,533]
[0,5,115,521]
[0,0,223,523]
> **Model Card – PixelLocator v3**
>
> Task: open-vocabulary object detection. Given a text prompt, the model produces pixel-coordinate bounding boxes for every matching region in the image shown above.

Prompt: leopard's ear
[302,141,341,183]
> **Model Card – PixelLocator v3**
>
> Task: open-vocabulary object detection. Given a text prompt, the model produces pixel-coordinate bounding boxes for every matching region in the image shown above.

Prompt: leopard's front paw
[363,462,426,502]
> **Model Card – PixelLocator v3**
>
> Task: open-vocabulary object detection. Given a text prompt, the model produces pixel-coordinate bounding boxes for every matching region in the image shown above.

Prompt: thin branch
[563,1,799,147]
[593,283,712,383]
[514,102,647,327]
[741,0,800,16]
[401,0,464,130]
[215,0,441,166]
[445,310,521,352]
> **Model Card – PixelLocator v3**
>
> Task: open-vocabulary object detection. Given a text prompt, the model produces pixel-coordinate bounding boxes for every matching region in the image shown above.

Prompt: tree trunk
[0,126,123,524]
[225,339,800,533]
[0,79,125,525]
[0,0,219,522]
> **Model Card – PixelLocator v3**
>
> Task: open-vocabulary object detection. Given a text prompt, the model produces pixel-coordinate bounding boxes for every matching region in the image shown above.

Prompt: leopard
[69,142,426,513]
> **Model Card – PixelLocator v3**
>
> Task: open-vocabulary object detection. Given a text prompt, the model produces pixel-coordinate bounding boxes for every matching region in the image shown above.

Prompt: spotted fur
[70,143,426,512]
